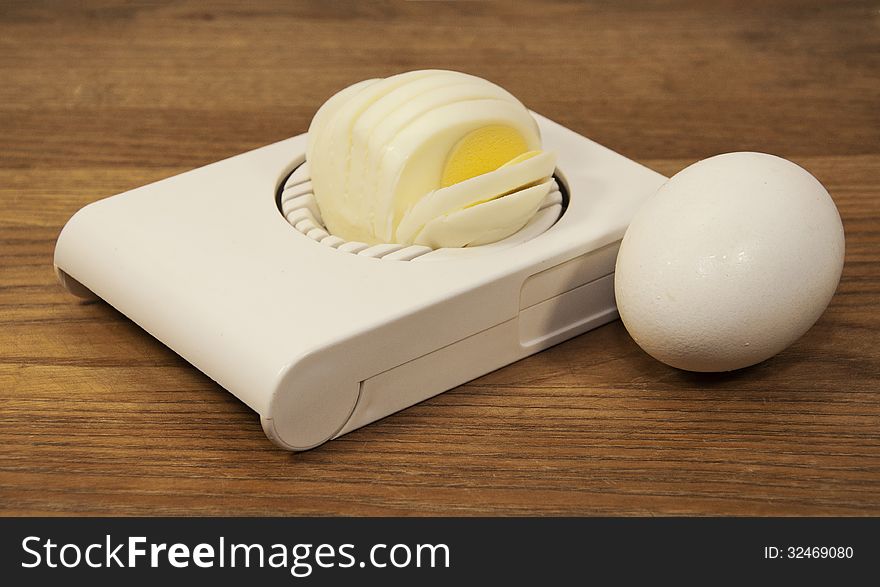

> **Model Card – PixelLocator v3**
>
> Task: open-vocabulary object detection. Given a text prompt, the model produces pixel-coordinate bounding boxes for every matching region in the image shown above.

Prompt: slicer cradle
[54,113,667,450]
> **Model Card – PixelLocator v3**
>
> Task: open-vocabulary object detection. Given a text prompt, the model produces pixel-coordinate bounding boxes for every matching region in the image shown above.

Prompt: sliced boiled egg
[307,70,556,247]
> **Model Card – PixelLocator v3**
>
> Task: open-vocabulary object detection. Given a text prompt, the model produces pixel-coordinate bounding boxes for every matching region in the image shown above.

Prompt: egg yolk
[440,125,529,187]
[500,149,542,168]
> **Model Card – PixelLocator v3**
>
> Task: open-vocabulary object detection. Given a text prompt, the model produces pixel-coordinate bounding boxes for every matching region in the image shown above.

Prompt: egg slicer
[54,113,666,450]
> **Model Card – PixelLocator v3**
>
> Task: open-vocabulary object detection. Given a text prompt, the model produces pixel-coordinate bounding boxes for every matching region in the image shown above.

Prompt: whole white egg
[614,152,845,372]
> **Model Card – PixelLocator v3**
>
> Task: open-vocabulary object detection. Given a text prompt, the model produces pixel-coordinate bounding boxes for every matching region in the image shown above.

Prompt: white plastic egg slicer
[54,113,666,450]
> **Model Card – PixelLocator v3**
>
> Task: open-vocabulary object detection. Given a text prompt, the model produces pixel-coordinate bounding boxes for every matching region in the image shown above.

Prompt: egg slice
[307,70,556,247]
[412,179,555,248]
[395,150,556,244]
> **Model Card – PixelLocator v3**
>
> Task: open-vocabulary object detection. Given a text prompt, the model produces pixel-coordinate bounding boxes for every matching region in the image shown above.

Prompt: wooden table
[2,1,878,516]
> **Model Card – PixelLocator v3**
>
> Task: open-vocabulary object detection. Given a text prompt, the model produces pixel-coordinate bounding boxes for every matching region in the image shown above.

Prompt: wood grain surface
[1,0,878,516]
